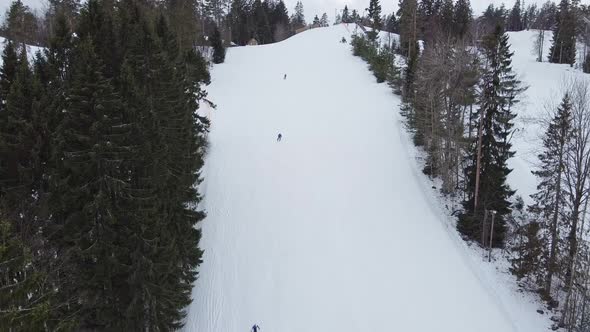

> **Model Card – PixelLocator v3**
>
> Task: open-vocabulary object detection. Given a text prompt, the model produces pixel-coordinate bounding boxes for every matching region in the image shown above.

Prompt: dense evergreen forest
[0,0,213,330]
[351,0,590,330]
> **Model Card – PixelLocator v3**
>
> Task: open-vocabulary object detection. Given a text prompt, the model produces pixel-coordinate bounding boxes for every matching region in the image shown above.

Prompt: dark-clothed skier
[252,324,261,332]
[277,133,282,141]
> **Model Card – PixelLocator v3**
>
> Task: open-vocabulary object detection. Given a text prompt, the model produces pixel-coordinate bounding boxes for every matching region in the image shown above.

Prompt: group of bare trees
[510,79,590,330]
[412,39,478,195]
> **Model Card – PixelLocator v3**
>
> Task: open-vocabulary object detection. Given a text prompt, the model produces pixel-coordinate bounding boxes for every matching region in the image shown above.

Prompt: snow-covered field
[507,30,590,206]
[182,24,559,331]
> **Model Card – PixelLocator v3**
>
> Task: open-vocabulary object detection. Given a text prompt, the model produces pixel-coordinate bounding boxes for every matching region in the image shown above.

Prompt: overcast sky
[0,0,586,28]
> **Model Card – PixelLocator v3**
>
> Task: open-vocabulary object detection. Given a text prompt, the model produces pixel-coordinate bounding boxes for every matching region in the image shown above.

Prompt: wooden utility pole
[481,210,488,248]
[473,103,485,214]
[488,211,496,262]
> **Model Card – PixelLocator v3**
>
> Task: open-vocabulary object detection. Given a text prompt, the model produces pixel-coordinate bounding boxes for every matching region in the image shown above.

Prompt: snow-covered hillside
[0,36,44,64]
[507,30,590,206]
[182,25,554,331]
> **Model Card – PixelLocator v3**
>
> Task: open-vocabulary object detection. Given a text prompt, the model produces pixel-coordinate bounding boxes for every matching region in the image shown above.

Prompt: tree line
[0,0,212,330]
[352,0,590,329]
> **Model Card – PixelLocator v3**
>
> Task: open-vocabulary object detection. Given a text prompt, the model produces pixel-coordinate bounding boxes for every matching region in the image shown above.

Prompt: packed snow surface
[183,24,550,331]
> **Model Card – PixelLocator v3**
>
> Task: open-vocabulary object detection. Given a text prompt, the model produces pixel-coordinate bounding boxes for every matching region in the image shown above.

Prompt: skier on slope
[251,324,261,332]
[284,74,287,80]
[277,133,282,142]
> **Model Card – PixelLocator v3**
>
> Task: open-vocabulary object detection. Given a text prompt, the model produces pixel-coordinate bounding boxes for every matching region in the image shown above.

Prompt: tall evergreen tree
[114,2,208,328]
[439,0,454,37]
[321,12,329,26]
[270,0,291,41]
[0,40,18,105]
[479,4,507,33]
[548,0,576,65]
[47,0,81,34]
[397,0,419,56]
[290,1,305,29]
[165,0,201,51]
[313,14,320,26]
[384,13,399,32]
[342,5,351,23]
[458,25,523,247]
[453,0,472,39]
[507,0,523,31]
[367,0,383,31]
[528,92,573,300]
[49,36,130,329]
[351,9,361,23]
[211,24,226,63]
[252,0,272,43]
[229,0,250,45]
[2,0,39,46]
[0,41,53,332]
[417,0,440,43]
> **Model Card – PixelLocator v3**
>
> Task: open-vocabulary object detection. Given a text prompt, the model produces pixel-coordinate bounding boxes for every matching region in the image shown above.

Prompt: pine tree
[165,0,200,51]
[351,9,361,23]
[402,48,419,106]
[113,2,208,328]
[510,218,544,282]
[458,25,523,247]
[439,0,454,37]
[252,0,272,43]
[480,4,507,33]
[205,0,226,24]
[0,50,38,219]
[313,14,320,26]
[0,40,18,106]
[417,0,440,43]
[397,0,418,56]
[507,0,523,31]
[49,36,131,328]
[48,1,81,17]
[229,0,250,45]
[2,0,39,46]
[385,13,398,32]
[76,0,120,78]
[368,0,383,31]
[342,5,351,23]
[291,1,305,29]
[319,12,328,27]
[528,92,573,300]
[548,0,576,65]
[270,0,291,41]
[0,44,53,332]
[211,25,226,63]
[453,0,472,39]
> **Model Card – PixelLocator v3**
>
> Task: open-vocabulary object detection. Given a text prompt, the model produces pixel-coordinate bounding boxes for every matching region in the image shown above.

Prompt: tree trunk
[545,138,565,298]
[474,106,485,214]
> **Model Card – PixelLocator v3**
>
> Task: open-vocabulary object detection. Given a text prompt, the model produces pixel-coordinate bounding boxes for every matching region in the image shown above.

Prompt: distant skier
[251,324,261,332]
[283,74,287,80]
[277,133,282,142]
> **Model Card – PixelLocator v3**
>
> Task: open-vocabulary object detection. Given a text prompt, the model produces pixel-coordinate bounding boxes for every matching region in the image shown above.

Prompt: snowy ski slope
[183,25,551,331]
